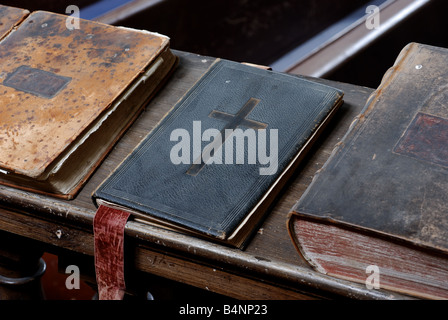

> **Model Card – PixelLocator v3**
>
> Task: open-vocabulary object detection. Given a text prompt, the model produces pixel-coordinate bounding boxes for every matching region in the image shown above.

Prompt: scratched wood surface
[0,51,413,300]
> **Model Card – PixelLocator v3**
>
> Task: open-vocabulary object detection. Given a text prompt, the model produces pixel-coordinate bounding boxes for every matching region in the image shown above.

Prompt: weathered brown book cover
[0,6,177,199]
[288,43,448,299]
[0,5,29,39]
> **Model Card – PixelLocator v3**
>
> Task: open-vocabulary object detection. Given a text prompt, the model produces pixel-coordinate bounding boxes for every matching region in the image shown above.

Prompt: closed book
[0,6,177,199]
[93,59,344,249]
[0,5,29,39]
[288,43,448,299]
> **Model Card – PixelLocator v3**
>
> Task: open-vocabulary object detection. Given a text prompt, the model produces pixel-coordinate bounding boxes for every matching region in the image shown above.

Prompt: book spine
[362,42,416,118]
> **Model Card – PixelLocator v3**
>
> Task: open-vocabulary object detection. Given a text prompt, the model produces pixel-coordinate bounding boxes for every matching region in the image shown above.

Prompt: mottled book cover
[0,7,177,198]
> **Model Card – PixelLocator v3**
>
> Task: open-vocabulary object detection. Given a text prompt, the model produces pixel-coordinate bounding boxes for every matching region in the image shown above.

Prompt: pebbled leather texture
[94,59,343,240]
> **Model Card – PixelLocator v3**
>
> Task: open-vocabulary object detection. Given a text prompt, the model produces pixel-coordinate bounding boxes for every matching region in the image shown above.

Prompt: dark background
[3,0,448,88]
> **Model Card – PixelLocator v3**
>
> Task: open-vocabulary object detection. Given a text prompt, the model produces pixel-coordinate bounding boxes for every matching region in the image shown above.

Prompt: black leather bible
[93,59,343,248]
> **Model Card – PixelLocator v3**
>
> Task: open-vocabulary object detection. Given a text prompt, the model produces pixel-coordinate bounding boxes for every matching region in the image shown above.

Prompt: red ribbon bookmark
[93,205,131,300]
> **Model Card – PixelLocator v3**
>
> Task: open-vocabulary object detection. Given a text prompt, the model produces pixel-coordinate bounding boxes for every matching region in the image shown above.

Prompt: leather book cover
[0,5,29,39]
[289,43,448,254]
[0,7,177,198]
[93,59,344,248]
[287,43,448,299]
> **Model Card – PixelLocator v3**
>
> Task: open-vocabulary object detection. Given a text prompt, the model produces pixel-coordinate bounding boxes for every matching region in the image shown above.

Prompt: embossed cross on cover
[93,59,344,249]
